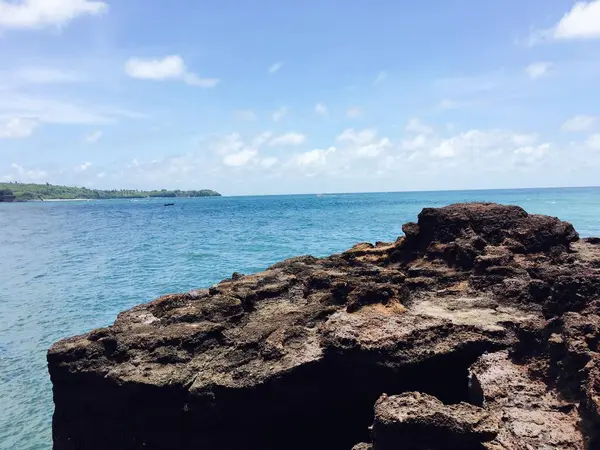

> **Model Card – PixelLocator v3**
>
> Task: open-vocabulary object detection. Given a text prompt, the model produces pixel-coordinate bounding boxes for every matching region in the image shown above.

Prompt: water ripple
[1,188,600,448]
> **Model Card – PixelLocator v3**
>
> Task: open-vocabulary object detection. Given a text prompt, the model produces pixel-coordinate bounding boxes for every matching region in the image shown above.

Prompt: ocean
[1,187,600,449]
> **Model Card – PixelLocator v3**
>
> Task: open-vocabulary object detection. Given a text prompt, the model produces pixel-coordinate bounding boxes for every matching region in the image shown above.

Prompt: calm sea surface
[2,188,600,448]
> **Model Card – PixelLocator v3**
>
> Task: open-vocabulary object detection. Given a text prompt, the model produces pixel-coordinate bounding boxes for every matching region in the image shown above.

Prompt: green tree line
[0,182,221,202]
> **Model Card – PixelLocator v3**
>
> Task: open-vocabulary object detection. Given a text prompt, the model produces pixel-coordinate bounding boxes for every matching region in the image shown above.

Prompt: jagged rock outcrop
[47,203,600,450]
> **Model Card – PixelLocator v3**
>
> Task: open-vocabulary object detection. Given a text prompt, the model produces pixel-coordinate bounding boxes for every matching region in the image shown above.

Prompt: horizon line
[224,185,600,198]
[3,181,599,198]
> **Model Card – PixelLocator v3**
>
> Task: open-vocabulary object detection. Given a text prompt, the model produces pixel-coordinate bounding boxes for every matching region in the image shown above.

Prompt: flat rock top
[47,203,600,450]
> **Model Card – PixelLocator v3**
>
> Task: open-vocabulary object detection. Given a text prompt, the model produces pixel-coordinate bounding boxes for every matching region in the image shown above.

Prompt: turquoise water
[1,188,600,449]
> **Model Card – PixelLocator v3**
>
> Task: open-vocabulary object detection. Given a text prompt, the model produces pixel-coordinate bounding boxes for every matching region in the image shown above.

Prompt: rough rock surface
[372,392,497,449]
[47,203,600,450]
[469,351,585,449]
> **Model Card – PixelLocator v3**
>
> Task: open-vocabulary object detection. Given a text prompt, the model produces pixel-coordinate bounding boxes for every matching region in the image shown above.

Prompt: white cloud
[11,67,84,84]
[0,117,39,138]
[9,163,47,181]
[315,102,328,117]
[0,117,39,139]
[268,62,284,74]
[405,118,433,135]
[431,141,456,159]
[11,122,586,195]
[512,133,539,146]
[587,134,600,149]
[223,149,257,167]
[562,115,597,132]
[78,161,92,171]
[294,147,336,166]
[514,143,551,163]
[260,157,279,169]
[346,106,362,119]
[337,128,377,146]
[374,71,388,85]
[554,0,600,40]
[252,132,273,147]
[355,138,391,158]
[272,106,288,122]
[526,62,552,79]
[85,130,102,143]
[181,73,220,87]
[429,129,537,160]
[528,0,600,44]
[234,110,257,121]
[402,134,428,151]
[269,132,306,146]
[209,133,268,167]
[211,133,245,156]
[337,128,391,158]
[0,0,107,30]
[125,55,184,80]
[0,94,144,125]
[125,55,219,87]
[437,99,466,110]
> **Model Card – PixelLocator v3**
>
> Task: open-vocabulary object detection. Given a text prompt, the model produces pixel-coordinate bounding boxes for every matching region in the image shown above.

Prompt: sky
[1,0,600,195]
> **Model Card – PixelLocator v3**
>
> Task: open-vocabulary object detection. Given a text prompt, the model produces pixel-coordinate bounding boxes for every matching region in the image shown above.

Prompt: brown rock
[351,444,373,450]
[469,351,585,449]
[371,392,497,449]
[47,203,599,450]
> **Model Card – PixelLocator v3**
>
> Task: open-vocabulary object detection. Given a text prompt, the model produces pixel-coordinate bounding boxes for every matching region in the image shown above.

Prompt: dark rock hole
[56,345,488,450]
[188,346,485,450]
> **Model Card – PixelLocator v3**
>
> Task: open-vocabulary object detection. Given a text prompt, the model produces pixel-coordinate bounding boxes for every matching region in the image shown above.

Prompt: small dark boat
[164,203,175,207]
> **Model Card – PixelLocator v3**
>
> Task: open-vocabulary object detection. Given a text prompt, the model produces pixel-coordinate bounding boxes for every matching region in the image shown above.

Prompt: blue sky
[1,0,600,195]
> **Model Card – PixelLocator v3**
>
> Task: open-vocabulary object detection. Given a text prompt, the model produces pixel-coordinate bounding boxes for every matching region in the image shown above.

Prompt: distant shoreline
[37,197,219,202]
[1,196,223,203]
[39,198,92,202]
[2,196,223,203]
[0,182,221,203]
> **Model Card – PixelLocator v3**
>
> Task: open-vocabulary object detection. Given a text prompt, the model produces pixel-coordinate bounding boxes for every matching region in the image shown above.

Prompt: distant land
[0,182,221,202]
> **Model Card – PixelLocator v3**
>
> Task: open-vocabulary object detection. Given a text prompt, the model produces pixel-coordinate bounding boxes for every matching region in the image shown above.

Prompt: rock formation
[371,392,498,449]
[48,203,600,449]
[0,188,15,202]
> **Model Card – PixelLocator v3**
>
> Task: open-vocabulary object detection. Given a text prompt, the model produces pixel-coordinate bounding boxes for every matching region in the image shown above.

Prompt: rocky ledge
[48,203,600,450]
